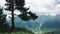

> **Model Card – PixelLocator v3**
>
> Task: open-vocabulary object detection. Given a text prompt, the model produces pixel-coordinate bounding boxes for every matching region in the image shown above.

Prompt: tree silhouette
[5,0,15,32]
[15,0,38,21]
[0,7,8,32]
[5,0,38,32]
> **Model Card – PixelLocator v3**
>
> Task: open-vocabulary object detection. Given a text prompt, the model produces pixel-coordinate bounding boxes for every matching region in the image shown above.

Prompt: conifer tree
[5,0,38,32]
[5,0,15,32]
[0,7,8,32]
[15,0,38,21]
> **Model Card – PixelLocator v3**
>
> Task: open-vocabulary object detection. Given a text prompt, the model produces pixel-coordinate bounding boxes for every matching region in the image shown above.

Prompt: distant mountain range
[6,14,60,30]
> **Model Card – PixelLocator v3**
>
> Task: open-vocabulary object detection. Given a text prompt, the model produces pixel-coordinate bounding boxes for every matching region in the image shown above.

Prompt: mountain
[6,14,60,28]
[6,14,60,34]
[41,15,60,29]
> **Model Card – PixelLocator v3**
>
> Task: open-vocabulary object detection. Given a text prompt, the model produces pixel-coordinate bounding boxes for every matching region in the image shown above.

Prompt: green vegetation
[0,28,56,34]
[0,31,34,34]
[0,26,34,34]
[0,7,9,32]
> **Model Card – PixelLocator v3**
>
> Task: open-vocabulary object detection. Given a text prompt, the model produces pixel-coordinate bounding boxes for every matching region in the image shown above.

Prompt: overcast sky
[0,0,60,16]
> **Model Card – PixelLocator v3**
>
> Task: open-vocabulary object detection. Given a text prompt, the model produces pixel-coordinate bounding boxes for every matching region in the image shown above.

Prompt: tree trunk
[11,0,14,32]
[11,10,14,32]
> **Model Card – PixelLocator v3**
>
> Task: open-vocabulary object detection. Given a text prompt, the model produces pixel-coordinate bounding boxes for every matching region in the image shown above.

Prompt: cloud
[25,0,60,16]
[0,0,5,7]
[53,4,60,14]
[0,0,60,16]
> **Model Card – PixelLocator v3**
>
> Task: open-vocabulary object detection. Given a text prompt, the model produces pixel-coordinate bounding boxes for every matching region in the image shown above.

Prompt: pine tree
[15,0,38,21]
[0,7,8,32]
[5,0,38,32]
[5,0,15,32]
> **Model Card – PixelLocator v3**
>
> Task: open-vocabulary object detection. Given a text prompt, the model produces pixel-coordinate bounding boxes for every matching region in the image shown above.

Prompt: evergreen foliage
[0,7,8,32]
[15,0,38,21]
[5,0,38,21]
[5,0,38,32]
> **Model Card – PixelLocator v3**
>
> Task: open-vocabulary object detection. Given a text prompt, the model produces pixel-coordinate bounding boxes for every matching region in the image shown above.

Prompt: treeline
[0,7,9,32]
